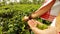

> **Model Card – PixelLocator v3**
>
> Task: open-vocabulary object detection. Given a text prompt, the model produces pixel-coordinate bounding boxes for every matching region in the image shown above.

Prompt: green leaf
[0,26,3,34]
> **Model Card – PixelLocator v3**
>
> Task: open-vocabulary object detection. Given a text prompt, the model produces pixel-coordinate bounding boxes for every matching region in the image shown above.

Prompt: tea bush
[0,4,42,34]
[0,1,51,34]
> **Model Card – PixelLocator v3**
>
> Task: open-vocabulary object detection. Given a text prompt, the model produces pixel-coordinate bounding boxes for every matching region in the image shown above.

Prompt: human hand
[28,19,58,34]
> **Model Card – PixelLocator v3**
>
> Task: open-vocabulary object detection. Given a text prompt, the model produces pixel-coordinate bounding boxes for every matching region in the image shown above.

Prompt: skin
[31,0,56,18]
[28,19,58,34]
[23,0,56,22]
[27,13,60,34]
[27,0,60,34]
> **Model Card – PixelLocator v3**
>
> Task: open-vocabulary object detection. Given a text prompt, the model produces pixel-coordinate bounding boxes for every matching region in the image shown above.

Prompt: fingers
[28,19,57,34]
[28,19,37,28]
[28,19,43,28]
[28,19,43,34]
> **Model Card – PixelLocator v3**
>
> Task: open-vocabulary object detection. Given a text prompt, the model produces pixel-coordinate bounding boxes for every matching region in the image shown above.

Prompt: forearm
[31,0,56,18]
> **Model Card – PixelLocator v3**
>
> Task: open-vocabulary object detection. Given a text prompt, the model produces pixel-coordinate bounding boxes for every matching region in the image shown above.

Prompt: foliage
[0,0,51,34]
[0,26,3,34]
[0,4,42,34]
[37,24,48,30]
[0,0,45,4]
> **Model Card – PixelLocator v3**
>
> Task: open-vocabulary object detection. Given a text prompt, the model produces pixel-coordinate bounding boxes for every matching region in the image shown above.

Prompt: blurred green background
[0,0,51,34]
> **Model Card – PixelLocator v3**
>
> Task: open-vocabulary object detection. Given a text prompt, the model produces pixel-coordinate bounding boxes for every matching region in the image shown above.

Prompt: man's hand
[28,19,58,34]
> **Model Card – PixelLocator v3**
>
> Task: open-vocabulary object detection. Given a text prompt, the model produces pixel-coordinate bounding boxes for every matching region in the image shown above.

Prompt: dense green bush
[0,4,41,34]
[0,0,51,34]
